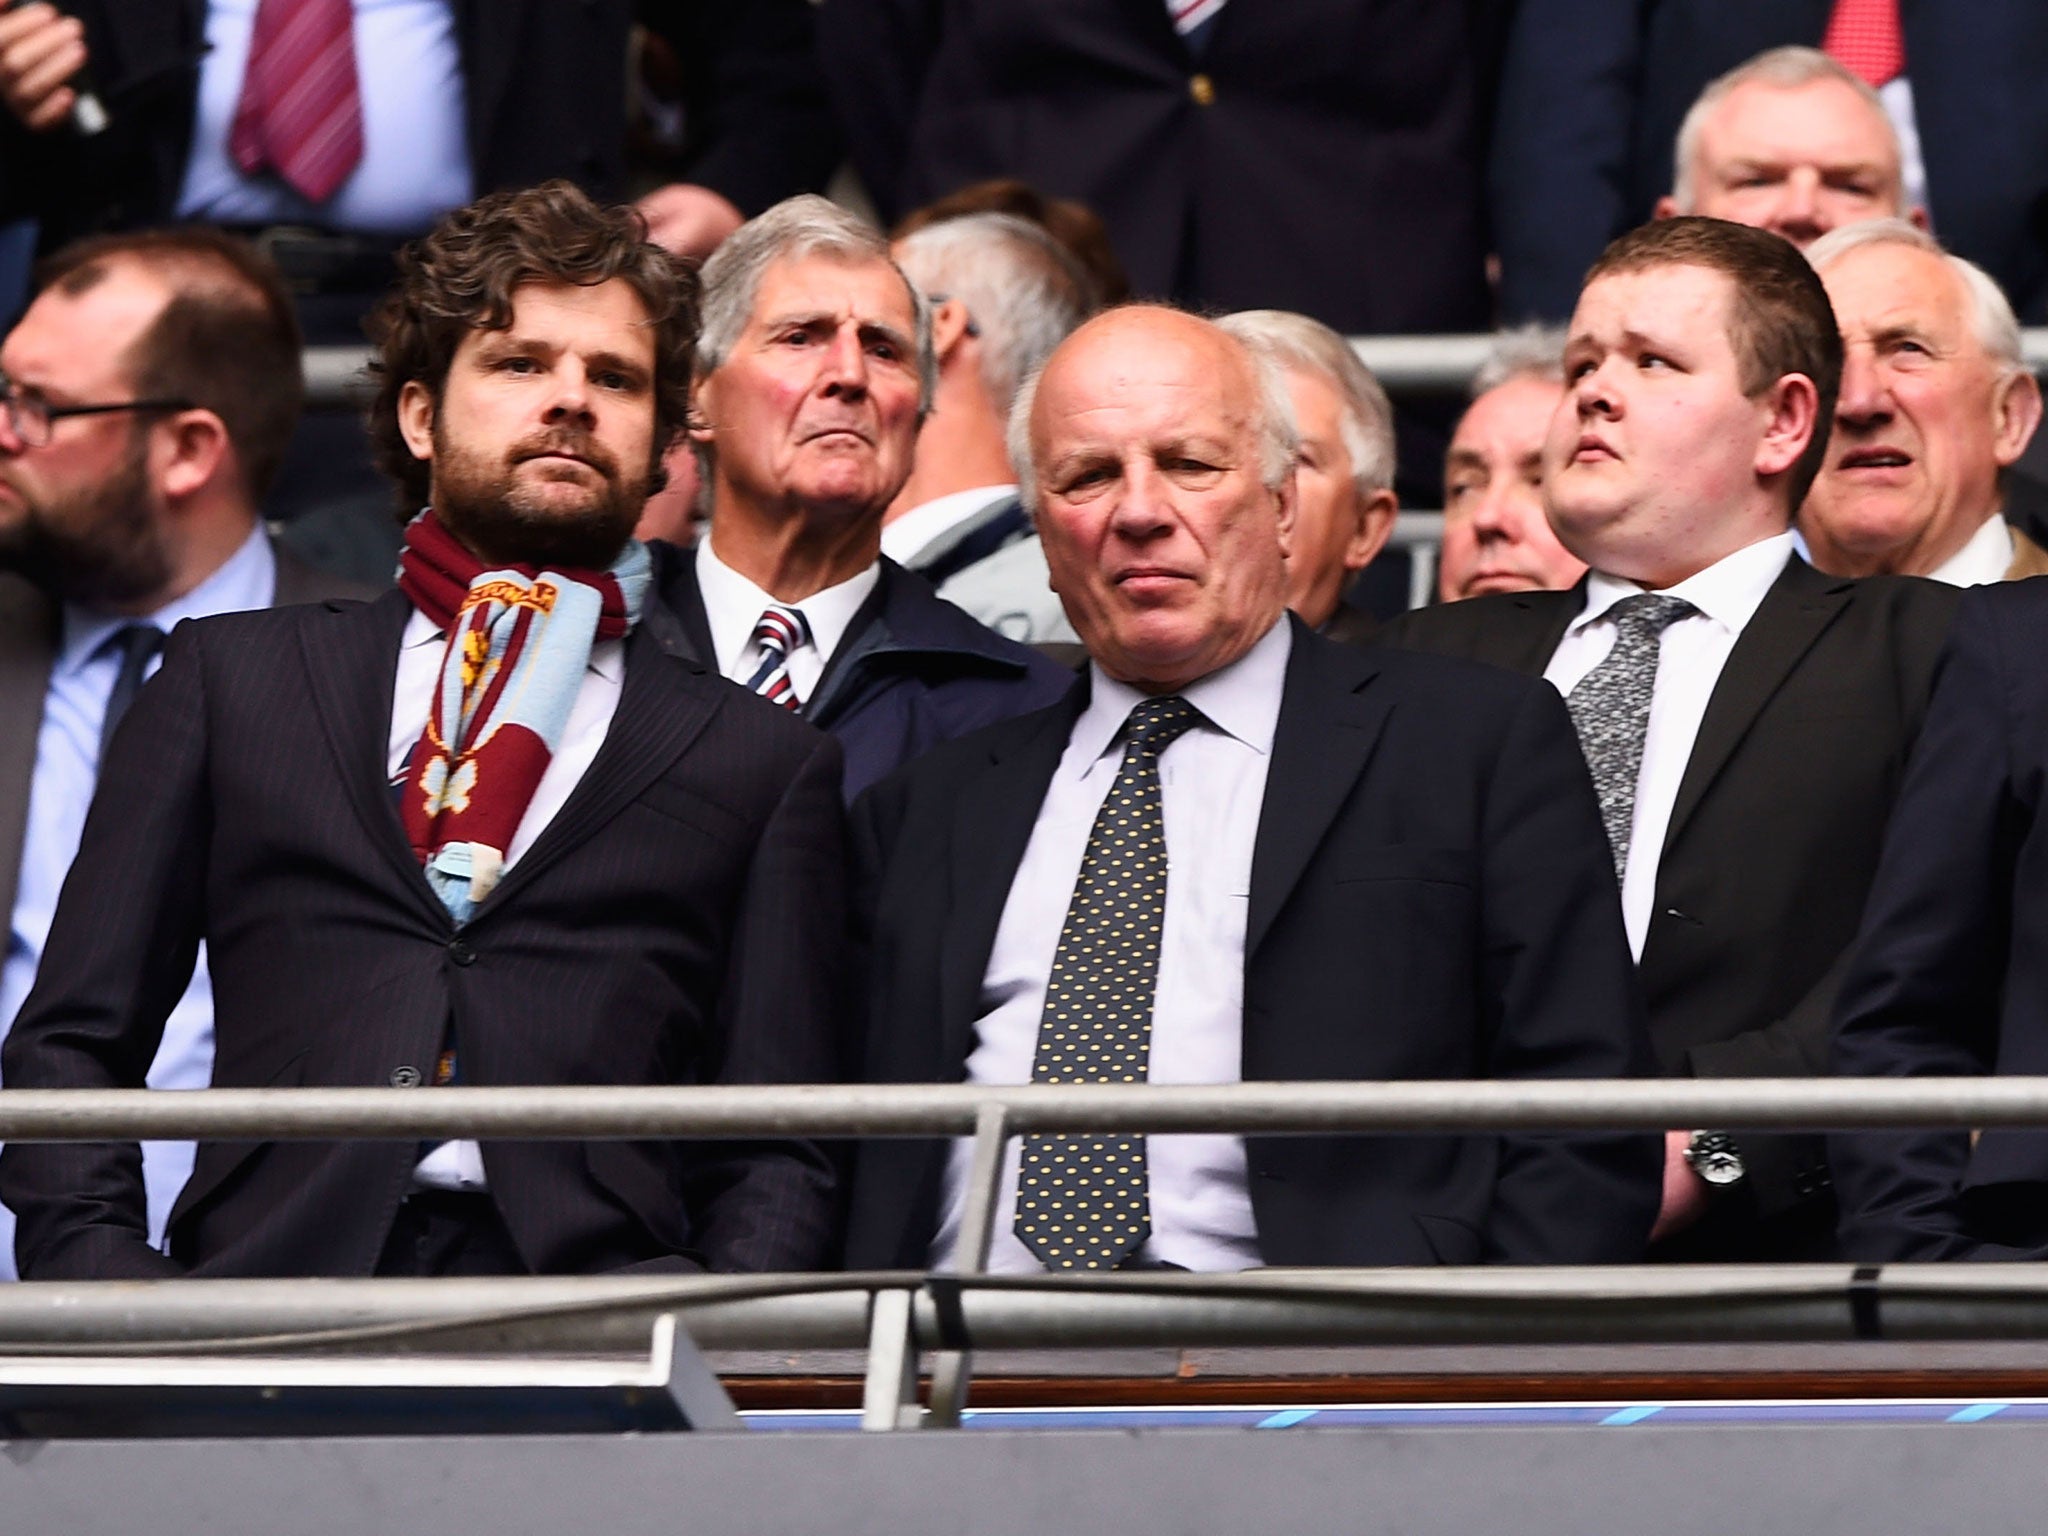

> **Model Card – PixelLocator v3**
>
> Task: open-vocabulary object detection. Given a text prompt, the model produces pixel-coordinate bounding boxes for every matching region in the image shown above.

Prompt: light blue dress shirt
[174,0,472,235]
[0,526,277,1278]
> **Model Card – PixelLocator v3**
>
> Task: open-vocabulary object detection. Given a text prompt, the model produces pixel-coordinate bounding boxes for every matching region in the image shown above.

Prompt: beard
[0,428,170,608]
[430,419,651,571]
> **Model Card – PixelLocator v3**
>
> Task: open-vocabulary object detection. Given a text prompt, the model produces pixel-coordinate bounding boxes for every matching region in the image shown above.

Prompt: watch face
[1686,1132,1745,1187]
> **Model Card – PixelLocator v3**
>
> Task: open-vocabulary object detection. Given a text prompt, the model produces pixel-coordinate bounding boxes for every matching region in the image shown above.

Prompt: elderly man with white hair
[842,302,1657,1274]
[1800,219,2048,585]
[661,195,1069,802]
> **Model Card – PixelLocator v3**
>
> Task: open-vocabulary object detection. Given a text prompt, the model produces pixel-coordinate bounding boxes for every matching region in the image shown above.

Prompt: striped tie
[228,0,364,205]
[1168,0,1227,40]
[745,605,811,712]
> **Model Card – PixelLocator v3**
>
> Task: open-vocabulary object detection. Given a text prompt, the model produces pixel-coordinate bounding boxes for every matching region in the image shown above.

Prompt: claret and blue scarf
[394,509,652,923]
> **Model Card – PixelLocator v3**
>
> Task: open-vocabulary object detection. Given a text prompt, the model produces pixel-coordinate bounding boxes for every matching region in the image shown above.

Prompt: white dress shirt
[0,525,276,1277]
[388,607,624,1189]
[1543,533,1795,960]
[1927,513,2015,588]
[176,0,473,234]
[879,484,1018,568]
[930,617,1293,1274]
[693,534,880,704]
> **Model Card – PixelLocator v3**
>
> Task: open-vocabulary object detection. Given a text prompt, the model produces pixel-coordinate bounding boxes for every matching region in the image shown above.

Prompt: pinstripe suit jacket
[0,572,848,1280]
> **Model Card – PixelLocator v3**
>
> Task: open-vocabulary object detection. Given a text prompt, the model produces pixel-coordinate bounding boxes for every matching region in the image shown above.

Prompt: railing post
[926,1102,1010,1428]
[860,1287,921,1431]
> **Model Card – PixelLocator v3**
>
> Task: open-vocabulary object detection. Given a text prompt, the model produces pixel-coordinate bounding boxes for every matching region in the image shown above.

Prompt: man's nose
[1109,460,1175,535]
[818,328,869,396]
[1573,359,1619,418]
[1469,479,1516,536]
[542,364,597,426]
[1835,348,1892,427]
[1772,169,1827,242]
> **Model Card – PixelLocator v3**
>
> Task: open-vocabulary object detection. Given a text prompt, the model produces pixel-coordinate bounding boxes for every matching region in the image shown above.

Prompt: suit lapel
[476,593,721,911]
[0,577,57,922]
[936,691,1085,1070]
[298,588,446,925]
[1663,557,1849,851]
[1491,583,1584,675]
[1247,623,1393,956]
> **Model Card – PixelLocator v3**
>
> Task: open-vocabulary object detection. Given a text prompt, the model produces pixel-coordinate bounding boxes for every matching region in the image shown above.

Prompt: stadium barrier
[2,1077,2043,1430]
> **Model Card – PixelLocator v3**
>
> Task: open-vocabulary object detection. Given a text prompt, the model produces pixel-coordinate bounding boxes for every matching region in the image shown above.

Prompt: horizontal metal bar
[2,1267,2048,1354]
[299,333,2048,412]
[0,1078,2045,1142]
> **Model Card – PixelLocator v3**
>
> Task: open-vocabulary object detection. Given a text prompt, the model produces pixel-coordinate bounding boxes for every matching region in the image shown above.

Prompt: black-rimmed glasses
[0,373,195,449]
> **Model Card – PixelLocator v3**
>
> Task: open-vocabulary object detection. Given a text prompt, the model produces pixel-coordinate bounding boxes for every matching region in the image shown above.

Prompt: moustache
[511,429,620,478]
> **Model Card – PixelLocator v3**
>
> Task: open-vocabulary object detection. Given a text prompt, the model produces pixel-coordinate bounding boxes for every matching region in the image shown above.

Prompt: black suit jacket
[1380,556,1961,1256]
[1491,0,2048,322]
[0,573,848,1280]
[0,0,837,251]
[843,620,1659,1270]
[816,0,1508,337]
[1831,579,2048,1259]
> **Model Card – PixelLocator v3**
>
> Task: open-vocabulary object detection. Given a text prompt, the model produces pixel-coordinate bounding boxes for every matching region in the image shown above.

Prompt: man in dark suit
[814,0,1512,503]
[0,183,845,1280]
[1493,4,2048,323]
[1383,217,1960,1261]
[1829,583,2048,1258]
[844,304,1658,1274]
[0,225,367,1280]
[665,195,1070,803]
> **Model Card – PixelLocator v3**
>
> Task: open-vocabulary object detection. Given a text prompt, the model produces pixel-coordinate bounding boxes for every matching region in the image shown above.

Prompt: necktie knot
[1123,695,1202,758]
[745,605,812,712]
[1606,592,1697,641]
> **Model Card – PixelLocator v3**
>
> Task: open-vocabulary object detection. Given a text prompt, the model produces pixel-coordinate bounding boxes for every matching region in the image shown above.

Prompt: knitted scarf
[395,509,651,921]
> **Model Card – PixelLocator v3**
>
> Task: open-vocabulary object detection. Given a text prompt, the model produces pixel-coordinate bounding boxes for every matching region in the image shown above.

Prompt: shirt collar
[696,532,882,674]
[1927,513,2014,587]
[879,483,1019,565]
[1571,531,1795,640]
[1070,614,1293,777]
[58,522,275,676]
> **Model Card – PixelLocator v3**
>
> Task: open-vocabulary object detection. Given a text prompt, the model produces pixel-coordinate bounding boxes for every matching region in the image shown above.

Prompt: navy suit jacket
[1832,579,2048,1259]
[1492,0,2048,322]
[843,619,1660,1270]
[0,575,848,1280]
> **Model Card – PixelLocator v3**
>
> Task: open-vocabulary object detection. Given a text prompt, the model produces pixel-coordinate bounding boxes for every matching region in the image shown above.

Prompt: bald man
[843,305,1657,1275]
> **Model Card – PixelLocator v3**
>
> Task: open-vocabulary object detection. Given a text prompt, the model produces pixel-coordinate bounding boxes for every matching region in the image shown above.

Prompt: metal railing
[0,1077,2038,1428]
[299,331,2048,410]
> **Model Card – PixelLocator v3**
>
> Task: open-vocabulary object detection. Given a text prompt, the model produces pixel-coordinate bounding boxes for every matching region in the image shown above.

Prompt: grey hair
[1217,309,1396,496]
[892,212,1096,417]
[1470,323,1567,397]
[694,193,936,412]
[1806,218,2024,374]
[1006,306,1300,514]
[1670,46,1902,212]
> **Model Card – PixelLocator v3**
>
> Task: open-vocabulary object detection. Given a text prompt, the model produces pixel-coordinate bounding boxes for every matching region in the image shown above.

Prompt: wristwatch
[1683,1130,1746,1188]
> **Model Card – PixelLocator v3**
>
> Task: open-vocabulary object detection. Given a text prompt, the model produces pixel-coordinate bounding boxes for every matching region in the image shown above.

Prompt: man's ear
[1992,367,2045,468]
[156,409,231,502]
[397,379,436,463]
[687,372,717,446]
[1652,194,1680,221]
[1345,486,1399,573]
[1754,373,1820,481]
[1272,464,1299,562]
[931,297,974,369]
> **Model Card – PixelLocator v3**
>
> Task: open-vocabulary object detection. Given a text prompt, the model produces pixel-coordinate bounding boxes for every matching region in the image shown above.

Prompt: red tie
[228,0,364,205]
[1822,0,1906,89]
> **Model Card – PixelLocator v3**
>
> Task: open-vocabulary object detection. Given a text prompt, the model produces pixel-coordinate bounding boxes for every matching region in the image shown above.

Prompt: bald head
[1015,305,1301,692]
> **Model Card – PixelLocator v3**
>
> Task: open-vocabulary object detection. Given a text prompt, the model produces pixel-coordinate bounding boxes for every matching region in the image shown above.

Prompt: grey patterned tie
[1015,694,1203,1272]
[1565,593,1698,879]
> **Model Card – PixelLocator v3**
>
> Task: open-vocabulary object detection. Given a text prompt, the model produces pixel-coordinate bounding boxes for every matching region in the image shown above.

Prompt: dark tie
[228,0,365,204]
[1565,593,1697,881]
[1015,694,1204,1272]
[98,623,166,761]
[744,605,811,712]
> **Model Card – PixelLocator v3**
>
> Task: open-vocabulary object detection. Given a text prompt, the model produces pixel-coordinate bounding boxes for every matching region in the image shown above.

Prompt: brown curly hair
[365,180,700,513]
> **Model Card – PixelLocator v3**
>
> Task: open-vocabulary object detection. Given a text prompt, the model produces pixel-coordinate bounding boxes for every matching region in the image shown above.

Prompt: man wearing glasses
[0,226,363,1277]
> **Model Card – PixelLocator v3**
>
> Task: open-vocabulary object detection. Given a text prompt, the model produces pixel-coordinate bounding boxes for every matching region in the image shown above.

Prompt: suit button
[389,1066,422,1088]
[1189,73,1216,106]
[447,938,476,966]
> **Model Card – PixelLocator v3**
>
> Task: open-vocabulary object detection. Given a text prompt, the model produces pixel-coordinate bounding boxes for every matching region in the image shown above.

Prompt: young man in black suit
[0,183,847,1280]
[844,304,1658,1275]
[1383,217,1960,1261]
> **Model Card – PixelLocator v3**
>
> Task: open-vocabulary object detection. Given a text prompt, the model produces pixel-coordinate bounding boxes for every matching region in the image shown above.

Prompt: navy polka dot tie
[1015,694,1203,1271]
